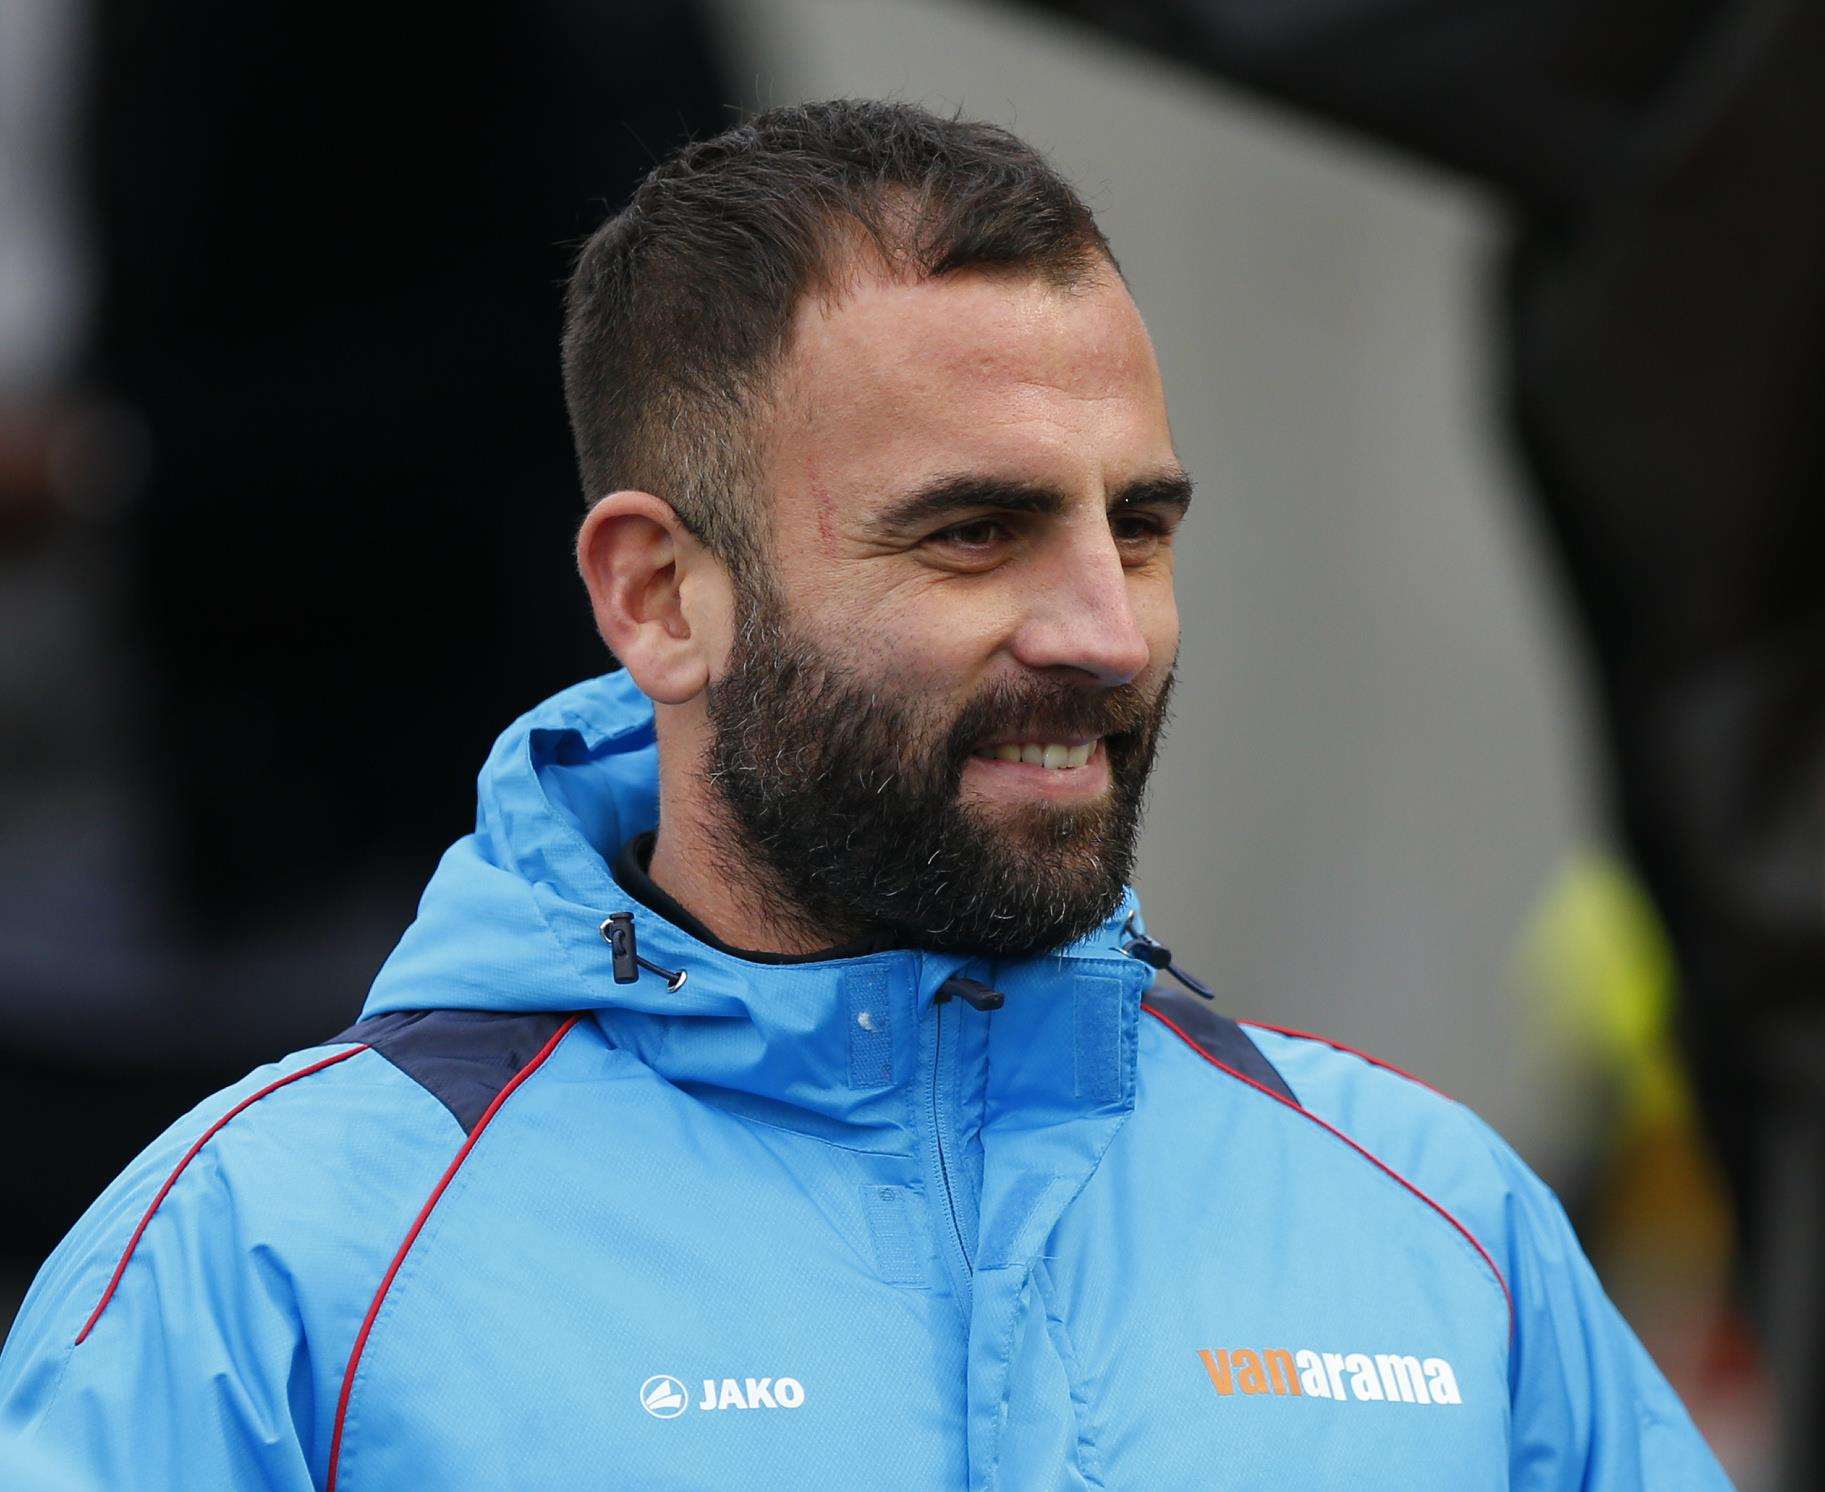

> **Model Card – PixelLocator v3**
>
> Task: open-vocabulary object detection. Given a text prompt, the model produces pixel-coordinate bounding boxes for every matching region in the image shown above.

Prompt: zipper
[929,998,974,1275]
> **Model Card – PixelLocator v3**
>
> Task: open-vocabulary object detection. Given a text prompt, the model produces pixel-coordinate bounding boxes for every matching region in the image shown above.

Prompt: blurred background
[2,0,1818,1484]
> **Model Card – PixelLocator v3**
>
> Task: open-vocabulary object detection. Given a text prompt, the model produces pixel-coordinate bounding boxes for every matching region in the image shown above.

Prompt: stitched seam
[327,1016,580,1490]
[981,969,1144,1486]
[976,967,1142,1274]
[662,1092,907,1159]
[73,1044,371,1347]
[1146,1005,1514,1339]
[1033,1262,1106,1488]
[1143,993,1297,1103]
[980,1262,1032,1492]
[922,966,972,1326]
[1241,1019,1451,1100]
[333,1131,477,1481]
[330,1017,577,1486]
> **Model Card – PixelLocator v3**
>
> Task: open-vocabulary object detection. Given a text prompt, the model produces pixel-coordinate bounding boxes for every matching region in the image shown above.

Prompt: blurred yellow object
[1516,851,1742,1405]
[1518,842,1730,1262]
[1515,851,1778,1477]
[1520,850,1691,1132]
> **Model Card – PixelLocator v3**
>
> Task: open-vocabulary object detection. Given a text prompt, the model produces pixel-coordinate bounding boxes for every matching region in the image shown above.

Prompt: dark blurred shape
[1,0,731,1259]
[1014,0,1821,1481]
[1017,0,1727,214]
[1508,7,1824,1469]
[89,0,730,931]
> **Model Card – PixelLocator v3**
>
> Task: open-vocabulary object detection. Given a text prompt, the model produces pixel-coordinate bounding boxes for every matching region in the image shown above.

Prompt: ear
[576,491,727,705]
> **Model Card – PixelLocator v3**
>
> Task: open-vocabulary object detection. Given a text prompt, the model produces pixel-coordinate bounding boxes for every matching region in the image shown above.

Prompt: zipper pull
[935,974,1005,1012]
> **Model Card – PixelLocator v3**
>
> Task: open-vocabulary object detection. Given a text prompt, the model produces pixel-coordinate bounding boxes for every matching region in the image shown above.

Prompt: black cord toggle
[935,974,1005,1011]
[1122,918,1216,1000]
[600,912,689,992]
[1122,934,1173,970]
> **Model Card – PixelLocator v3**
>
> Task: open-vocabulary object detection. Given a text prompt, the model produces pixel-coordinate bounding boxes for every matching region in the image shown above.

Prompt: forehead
[769,267,1172,503]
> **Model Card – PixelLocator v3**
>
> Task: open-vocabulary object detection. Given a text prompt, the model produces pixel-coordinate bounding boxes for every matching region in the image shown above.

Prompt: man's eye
[1112,514,1165,544]
[931,518,1009,549]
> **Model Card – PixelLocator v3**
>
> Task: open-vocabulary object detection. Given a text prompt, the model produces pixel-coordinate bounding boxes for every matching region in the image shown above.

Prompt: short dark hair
[560,99,1116,577]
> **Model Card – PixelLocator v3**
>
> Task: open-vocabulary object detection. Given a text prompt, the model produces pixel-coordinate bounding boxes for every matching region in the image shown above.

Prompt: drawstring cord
[601,907,1009,1011]
[1121,915,1215,1000]
[602,908,1196,1004]
[602,909,1004,1010]
[600,912,689,992]
[933,974,1005,1011]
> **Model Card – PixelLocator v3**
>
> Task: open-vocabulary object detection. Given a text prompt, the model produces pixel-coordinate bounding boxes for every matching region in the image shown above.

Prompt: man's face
[702,264,1184,956]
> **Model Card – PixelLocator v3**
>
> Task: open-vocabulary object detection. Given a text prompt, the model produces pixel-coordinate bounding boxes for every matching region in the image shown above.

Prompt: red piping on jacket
[1241,1018,1453,1100]
[1143,1003,1515,1337]
[326,1014,581,1492]
[74,1044,372,1347]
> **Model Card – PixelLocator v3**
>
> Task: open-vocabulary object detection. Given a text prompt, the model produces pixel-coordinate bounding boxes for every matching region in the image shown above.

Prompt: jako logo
[697,1377,806,1411]
[1198,1348,1462,1406]
[640,1376,690,1419]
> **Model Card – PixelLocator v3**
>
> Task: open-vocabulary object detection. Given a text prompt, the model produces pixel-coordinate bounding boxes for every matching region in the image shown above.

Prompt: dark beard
[701,585,1174,958]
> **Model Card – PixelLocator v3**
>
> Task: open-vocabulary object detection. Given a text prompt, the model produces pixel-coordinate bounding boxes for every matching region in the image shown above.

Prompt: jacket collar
[362,670,1154,1142]
[612,830,900,965]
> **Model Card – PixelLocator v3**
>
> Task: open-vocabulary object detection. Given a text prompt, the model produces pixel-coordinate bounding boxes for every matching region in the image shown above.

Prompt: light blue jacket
[0,671,1729,1489]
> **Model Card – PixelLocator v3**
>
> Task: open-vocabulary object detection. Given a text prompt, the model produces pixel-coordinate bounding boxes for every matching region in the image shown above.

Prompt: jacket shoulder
[2,1009,587,1487]
[1142,987,1517,1318]
[1239,1019,1523,1270]
[1142,988,1512,1191]
[5,1036,459,1361]
[1240,1019,1491,1159]
[0,1034,470,1486]
[14,1008,584,1354]
[334,1007,574,1133]
[1140,993,1730,1485]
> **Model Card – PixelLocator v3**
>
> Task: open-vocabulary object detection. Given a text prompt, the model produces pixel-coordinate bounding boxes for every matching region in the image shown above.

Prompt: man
[0,101,1725,1489]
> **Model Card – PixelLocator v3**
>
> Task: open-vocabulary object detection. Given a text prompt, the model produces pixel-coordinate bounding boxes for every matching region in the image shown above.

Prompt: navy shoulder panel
[1141,983,1298,1105]
[331,1010,572,1134]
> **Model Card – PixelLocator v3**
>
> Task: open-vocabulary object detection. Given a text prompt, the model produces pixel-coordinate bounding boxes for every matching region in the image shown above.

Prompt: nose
[1007,526,1153,687]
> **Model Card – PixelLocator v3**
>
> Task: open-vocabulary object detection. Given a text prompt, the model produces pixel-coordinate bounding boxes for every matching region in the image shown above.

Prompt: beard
[701,582,1174,958]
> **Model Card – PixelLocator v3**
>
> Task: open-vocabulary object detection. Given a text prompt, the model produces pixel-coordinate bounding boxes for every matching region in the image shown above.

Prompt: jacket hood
[363,669,1149,1025]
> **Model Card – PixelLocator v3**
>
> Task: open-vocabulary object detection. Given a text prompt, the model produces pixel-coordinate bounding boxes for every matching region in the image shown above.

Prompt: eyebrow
[867,467,1194,537]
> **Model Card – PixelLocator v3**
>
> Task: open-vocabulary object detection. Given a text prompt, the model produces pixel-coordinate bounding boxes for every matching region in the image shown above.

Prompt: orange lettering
[1199,1349,1233,1395]
[1264,1349,1301,1396]
[1233,1349,1269,1394]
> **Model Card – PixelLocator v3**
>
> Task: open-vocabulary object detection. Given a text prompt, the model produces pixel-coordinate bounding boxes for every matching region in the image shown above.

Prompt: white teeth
[976,740,1099,770]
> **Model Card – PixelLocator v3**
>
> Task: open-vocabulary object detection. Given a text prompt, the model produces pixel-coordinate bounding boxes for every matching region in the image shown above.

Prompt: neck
[648,762,845,958]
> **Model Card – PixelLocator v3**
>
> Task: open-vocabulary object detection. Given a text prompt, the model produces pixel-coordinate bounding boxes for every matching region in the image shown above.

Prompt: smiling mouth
[970,737,1100,771]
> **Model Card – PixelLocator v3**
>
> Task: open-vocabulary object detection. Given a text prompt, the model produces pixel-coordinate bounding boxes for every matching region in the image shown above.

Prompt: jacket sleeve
[1250,1025,1734,1489]
[1484,1124,1734,1491]
[0,1078,324,1490]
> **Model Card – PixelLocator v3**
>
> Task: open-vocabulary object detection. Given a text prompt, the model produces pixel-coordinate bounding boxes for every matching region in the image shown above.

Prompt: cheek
[815,574,1017,686]
[1151,598,1181,664]
[1132,570,1180,669]
[868,616,1000,692]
